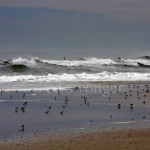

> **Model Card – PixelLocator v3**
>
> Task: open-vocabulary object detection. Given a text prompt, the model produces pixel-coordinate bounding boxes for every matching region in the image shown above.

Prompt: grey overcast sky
[0,0,150,59]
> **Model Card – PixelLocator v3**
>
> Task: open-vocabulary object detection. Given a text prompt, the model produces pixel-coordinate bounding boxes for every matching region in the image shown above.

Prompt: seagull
[45,111,49,114]
[60,111,64,115]
[23,101,28,106]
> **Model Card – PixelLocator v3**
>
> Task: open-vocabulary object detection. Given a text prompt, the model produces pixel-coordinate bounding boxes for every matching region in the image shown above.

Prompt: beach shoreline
[0,82,150,149]
[1,128,150,150]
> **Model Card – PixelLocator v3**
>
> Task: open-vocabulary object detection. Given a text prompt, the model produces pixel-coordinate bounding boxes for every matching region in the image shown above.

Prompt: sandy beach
[0,82,150,149]
[1,128,150,150]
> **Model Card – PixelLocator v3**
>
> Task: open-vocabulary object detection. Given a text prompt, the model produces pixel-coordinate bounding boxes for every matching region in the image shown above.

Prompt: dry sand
[1,128,150,150]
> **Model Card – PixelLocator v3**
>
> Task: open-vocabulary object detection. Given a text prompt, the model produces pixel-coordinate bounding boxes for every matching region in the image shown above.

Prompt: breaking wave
[0,72,150,83]
[0,56,149,74]
[0,56,150,90]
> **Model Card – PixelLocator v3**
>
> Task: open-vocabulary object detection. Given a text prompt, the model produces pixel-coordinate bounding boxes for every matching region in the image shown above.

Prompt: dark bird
[48,106,52,109]
[60,111,64,115]
[62,105,66,109]
[19,124,24,133]
[21,107,25,113]
[23,101,28,106]
[15,107,18,113]
[130,104,133,110]
[84,96,87,100]
[118,104,121,109]
[22,93,26,99]
[130,104,133,107]
[143,101,146,104]
[45,111,49,114]
[21,125,24,133]
[21,107,25,111]
[143,116,146,119]
[65,96,69,101]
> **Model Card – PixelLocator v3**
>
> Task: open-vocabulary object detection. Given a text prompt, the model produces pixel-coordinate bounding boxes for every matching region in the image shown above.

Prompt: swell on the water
[0,56,150,74]
[137,56,150,59]
[0,56,149,89]
[10,64,28,72]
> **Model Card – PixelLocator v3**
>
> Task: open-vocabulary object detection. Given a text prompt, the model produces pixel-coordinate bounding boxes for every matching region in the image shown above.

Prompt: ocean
[0,56,150,91]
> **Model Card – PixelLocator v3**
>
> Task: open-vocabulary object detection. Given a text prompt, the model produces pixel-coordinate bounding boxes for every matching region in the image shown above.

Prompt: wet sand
[1,128,150,150]
[0,83,150,149]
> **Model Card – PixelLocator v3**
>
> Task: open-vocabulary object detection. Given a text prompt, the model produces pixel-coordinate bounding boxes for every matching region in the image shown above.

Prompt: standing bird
[48,106,52,109]
[22,93,26,99]
[143,101,146,104]
[45,111,49,114]
[15,107,18,113]
[22,125,24,133]
[118,104,121,109]
[60,111,64,115]
[62,105,66,109]
[130,104,133,110]
[21,107,25,113]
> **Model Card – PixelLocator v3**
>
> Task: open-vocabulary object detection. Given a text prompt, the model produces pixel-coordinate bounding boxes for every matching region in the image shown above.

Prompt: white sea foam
[10,57,117,68]
[113,121,136,124]
[1,57,150,91]
[42,57,117,67]
[0,72,150,83]
[120,58,150,66]
[12,57,38,67]
[9,57,150,68]
[113,120,150,124]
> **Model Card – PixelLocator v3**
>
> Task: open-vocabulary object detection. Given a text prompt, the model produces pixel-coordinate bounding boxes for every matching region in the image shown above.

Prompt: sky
[0,0,150,59]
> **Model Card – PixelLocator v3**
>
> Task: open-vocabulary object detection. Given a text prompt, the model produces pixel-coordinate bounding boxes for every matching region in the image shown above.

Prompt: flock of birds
[115,85,149,109]
[8,87,89,116]
[0,83,150,138]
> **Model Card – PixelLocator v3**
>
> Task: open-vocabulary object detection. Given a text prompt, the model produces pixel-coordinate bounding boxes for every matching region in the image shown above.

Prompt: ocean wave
[0,56,149,90]
[0,56,149,75]
[10,64,28,72]
[6,56,150,66]
[137,56,150,59]
[0,72,150,83]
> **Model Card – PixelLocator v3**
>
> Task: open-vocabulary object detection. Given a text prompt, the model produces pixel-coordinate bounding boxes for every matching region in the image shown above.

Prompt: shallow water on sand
[0,83,150,141]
